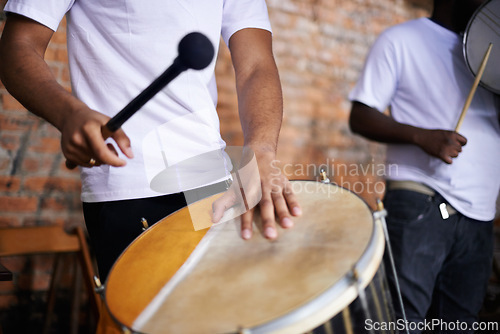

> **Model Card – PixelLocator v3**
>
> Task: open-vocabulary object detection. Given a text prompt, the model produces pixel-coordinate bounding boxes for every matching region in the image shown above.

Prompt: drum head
[463,0,500,94]
[104,181,385,334]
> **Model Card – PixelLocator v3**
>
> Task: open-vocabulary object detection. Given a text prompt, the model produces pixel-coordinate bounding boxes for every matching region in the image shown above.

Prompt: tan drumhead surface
[116,181,375,334]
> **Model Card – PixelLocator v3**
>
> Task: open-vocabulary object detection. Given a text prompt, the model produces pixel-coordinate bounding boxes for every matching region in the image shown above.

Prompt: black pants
[383,189,493,334]
[83,182,228,282]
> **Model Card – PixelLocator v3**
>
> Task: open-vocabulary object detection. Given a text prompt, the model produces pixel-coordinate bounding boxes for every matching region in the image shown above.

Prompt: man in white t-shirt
[0,0,302,281]
[349,0,499,332]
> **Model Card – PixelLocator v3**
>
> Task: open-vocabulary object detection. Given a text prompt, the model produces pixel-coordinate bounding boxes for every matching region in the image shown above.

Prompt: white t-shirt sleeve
[221,0,272,47]
[349,32,399,113]
[3,0,74,32]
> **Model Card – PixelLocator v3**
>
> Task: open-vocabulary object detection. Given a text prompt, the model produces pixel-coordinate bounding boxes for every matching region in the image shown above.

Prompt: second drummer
[348,0,500,332]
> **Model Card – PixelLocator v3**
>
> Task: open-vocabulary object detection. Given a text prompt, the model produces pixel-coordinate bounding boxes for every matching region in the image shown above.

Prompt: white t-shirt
[4,0,272,202]
[349,18,500,221]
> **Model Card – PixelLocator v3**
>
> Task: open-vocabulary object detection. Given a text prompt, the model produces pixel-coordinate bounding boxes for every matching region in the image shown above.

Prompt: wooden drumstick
[455,43,493,132]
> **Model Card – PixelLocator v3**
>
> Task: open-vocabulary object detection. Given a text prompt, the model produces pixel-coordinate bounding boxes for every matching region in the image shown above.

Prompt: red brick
[0,196,38,212]
[0,294,18,309]
[28,137,61,153]
[0,113,36,131]
[51,29,67,45]
[0,216,21,228]
[61,66,71,86]
[1,256,27,273]
[21,156,55,173]
[40,197,74,211]
[0,176,21,192]
[24,176,81,193]
[44,46,68,63]
[0,133,20,151]
[48,64,61,80]
[1,94,25,111]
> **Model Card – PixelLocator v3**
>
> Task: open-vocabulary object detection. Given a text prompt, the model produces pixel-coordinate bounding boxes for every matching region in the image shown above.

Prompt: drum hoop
[463,0,500,94]
[103,180,385,334]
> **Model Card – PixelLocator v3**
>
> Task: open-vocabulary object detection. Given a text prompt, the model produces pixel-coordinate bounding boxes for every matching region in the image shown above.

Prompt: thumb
[212,191,237,223]
[111,129,134,159]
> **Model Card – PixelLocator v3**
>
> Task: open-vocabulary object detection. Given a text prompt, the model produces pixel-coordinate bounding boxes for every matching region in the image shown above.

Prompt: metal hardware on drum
[141,218,149,231]
[374,199,409,334]
[319,168,330,183]
[348,267,375,334]
[94,275,105,295]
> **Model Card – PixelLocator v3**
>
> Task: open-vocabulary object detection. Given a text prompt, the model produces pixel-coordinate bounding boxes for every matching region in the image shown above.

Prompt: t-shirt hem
[222,21,272,46]
[4,3,61,31]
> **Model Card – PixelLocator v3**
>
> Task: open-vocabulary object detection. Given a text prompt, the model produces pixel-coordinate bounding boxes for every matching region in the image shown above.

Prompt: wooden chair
[0,225,101,334]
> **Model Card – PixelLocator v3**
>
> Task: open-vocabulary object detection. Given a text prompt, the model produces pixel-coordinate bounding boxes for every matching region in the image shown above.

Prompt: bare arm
[0,14,132,167]
[226,28,301,239]
[349,101,467,164]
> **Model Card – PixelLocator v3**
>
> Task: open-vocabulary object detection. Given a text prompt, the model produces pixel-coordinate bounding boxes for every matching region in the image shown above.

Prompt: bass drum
[104,180,394,333]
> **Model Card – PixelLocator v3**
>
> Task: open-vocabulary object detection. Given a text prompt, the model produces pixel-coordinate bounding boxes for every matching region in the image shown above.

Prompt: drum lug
[319,168,330,184]
[141,217,149,231]
[94,275,105,295]
[373,199,387,220]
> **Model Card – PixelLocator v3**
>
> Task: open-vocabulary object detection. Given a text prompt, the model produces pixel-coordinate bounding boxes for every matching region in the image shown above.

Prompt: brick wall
[0,0,435,329]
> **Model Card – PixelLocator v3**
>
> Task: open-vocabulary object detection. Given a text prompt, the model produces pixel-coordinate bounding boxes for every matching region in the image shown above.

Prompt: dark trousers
[383,189,493,334]
[83,182,228,282]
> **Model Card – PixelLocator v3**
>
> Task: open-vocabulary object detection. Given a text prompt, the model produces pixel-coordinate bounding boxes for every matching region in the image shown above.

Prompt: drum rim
[463,0,500,94]
[103,180,384,334]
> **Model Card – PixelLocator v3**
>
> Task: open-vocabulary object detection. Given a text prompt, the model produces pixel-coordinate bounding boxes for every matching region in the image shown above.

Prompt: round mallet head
[177,32,215,70]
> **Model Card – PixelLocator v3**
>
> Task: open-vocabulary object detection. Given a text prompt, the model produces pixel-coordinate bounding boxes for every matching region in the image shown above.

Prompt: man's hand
[240,150,301,240]
[211,149,301,239]
[0,14,133,169]
[413,129,467,164]
[61,106,134,168]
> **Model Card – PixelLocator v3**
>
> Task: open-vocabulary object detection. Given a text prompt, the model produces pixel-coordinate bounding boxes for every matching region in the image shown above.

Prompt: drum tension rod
[374,199,410,334]
[349,267,375,334]
[319,168,330,183]
[93,275,105,295]
[141,217,149,231]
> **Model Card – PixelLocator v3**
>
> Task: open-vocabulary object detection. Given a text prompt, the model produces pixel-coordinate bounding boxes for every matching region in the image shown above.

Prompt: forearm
[349,101,422,145]
[237,66,283,154]
[229,28,282,155]
[0,15,85,131]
